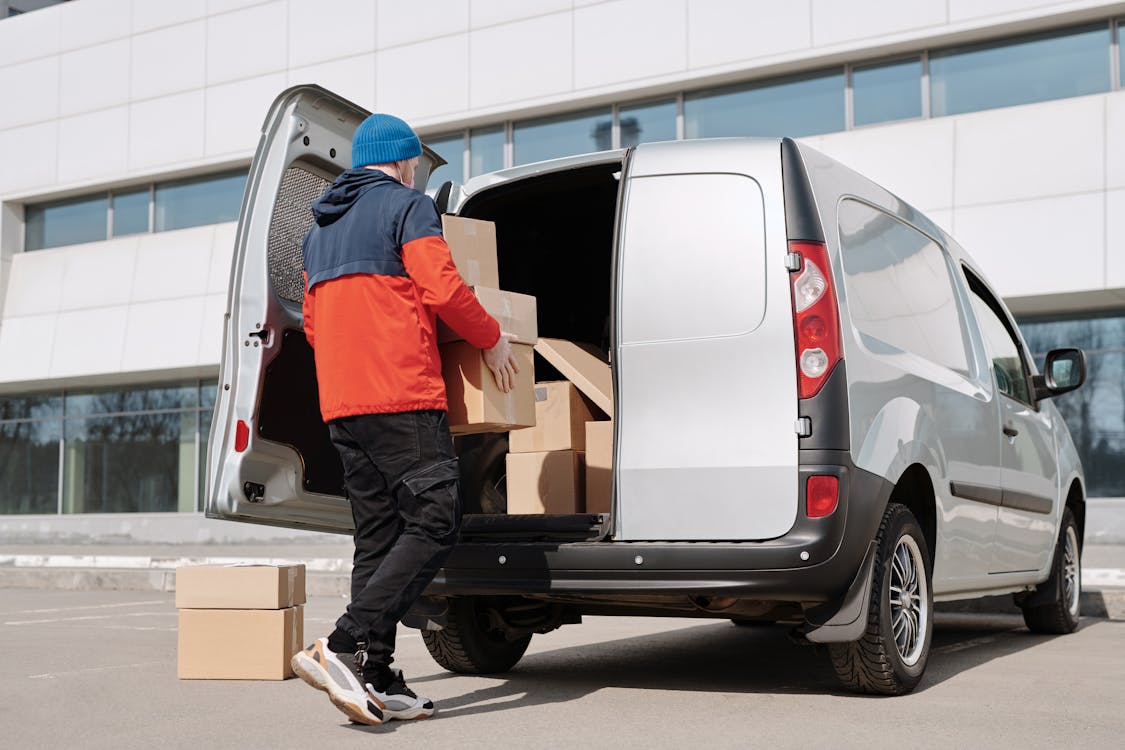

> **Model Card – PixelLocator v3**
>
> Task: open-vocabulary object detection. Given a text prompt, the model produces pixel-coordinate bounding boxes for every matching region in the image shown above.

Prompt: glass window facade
[619,99,677,147]
[469,126,505,177]
[25,194,108,251]
[1018,312,1125,498]
[154,170,247,232]
[930,24,1111,116]
[685,69,845,138]
[513,108,612,166]
[423,133,464,188]
[0,381,217,515]
[111,188,150,237]
[853,58,923,126]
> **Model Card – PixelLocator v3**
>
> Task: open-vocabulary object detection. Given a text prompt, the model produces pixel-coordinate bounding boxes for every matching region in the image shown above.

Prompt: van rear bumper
[430,460,891,604]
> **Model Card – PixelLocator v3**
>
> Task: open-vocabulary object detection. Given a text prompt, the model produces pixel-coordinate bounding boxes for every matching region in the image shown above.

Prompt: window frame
[962,266,1037,408]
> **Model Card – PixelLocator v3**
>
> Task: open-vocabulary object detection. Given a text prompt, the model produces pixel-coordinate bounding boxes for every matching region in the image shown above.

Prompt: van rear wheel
[421,596,531,674]
[828,502,933,695]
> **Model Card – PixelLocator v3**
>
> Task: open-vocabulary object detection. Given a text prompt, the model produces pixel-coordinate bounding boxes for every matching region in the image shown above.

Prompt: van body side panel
[793,143,1005,595]
[615,140,799,541]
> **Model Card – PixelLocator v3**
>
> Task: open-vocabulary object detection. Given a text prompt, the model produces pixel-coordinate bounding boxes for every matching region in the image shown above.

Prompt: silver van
[208,86,1088,695]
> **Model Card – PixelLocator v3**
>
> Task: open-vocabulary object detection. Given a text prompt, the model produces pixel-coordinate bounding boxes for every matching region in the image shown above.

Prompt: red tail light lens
[789,241,842,399]
[234,419,250,453]
[806,475,839,518]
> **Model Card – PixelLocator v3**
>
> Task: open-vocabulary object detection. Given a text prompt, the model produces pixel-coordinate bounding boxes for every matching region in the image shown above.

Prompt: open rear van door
[205,85,445,534]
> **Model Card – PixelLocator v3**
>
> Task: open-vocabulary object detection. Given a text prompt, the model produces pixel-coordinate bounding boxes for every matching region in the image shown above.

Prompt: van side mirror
[1032,348,1086,401]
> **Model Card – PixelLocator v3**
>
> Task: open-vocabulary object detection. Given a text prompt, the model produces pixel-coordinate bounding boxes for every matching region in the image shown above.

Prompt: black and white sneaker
[291,638,385,726]
[366,668,435,721]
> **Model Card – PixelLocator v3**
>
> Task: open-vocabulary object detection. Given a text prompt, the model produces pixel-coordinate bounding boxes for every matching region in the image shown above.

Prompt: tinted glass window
[470,125,505,177]
[0,420,60,514]
[1019,313,1125,497]
[853,58,922,126]
[0,393,62,421]
[25,194,108,250]
[423,133,464,189]
[969,289,1031,403]
[512,108,613,166]
[65,383,198,416]
[930,24,1111,116]
[839,200,970,374]
[112,188,150,237]
[619,99,677,147]
[154,170,247,232]
[684,69,844,138]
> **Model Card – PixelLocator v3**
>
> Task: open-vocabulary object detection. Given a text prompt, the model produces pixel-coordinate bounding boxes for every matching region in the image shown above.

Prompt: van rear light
[806,475,839,518]
[788,241,842,398]
[234,420,250,452]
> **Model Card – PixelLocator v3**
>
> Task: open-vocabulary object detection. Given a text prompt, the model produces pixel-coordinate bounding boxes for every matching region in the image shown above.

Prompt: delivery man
[290,113,518,725]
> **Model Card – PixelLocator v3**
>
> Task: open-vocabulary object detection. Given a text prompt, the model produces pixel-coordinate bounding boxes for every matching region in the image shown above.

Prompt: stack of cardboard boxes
[176,564,306,680]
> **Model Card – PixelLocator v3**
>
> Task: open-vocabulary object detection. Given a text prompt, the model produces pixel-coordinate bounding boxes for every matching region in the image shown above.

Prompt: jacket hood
[312,168,398,226]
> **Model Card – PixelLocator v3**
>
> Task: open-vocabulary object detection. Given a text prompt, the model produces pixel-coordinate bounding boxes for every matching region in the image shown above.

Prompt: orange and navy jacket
[301,168,500,422]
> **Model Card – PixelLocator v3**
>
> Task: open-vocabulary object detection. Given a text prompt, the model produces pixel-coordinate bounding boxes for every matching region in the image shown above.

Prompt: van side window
[837,199,971,374]
[966,282,1031,404]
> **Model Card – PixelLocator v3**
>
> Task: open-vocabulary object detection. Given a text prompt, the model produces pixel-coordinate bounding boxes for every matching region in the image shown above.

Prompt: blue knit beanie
[351,113,421,168]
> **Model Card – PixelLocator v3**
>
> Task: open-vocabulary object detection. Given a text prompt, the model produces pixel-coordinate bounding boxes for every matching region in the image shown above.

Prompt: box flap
[533,338,613,417]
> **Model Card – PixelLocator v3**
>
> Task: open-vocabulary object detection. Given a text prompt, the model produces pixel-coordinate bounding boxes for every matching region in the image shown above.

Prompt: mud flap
[801,541,878,643]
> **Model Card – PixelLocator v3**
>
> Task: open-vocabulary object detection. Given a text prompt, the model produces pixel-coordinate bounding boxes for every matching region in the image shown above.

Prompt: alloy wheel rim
[888,535,928,666]
[1063,525,1080,617]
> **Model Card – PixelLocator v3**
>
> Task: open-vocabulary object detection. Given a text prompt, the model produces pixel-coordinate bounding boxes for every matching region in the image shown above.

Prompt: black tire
[1020,507,1081,634]
[829,502,933,696]
[421,597,531,674]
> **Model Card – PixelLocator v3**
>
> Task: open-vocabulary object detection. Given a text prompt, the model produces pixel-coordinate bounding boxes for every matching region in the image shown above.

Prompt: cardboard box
[509,381,600,453]
[506,450,585,514]
[442,340,536,435]
[585,421,613,515]
[175,564,306,610]
[177,606,303,680]
[533,338,614,417]
[437,287,538,345]
[442,215,499,288]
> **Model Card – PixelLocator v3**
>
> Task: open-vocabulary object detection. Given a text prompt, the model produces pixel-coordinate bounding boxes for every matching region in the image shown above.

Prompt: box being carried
[442,341,536,434]
[442,215,499,288]
[437,287,538,346]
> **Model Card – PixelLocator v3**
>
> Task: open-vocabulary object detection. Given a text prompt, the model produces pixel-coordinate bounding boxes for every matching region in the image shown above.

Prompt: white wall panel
[0,314,57,383]
[132,0,208,33]
[132,227,215,304]
[1107,92,1125,190]
[926,209,954,235]
[207,0,273,15]
[59,39,131,117]
[469,13,572,108]
[954,96,1105,206]
[208,224,237,294]
[128,90,206,169]
[57,238,139,311]
[204,73,287,157]
[198,292,228,363]
[49,306,129,378]
[288,53,376,111]
[131,21,207,101]
[57,107,130,183]
[574,0,686,89]
[1106,189,1125,288]
[817,118,956,211]
[376,35,469,121]
[288,0,376,68]
[0,3,61,67]
[947,0,1063,22]
[59,0,130,51]
[121,297,207,371]
[205,1,287,86]
[376,0,469,49]
[471,0,571,28]
[811,0,947,46]
[954,192,1103,297]
[2,251,66,317]
[0,121,58,195]
[0,57,59,129]
[687,0,811,69]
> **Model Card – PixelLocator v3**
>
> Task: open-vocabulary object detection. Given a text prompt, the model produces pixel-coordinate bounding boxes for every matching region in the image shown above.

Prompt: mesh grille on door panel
[267,166,331,303]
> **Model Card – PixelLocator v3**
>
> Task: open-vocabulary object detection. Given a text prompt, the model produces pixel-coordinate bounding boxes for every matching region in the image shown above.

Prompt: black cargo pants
[328,410,462,667]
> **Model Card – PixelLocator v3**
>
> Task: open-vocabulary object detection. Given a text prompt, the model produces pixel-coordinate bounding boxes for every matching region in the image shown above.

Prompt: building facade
[0,0,1122,540]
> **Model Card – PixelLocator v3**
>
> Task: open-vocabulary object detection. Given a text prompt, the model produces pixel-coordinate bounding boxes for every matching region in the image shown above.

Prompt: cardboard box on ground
[176,564,306,680]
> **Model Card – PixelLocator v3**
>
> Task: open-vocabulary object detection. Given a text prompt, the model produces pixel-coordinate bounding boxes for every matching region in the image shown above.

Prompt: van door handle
[1002,424,1019,438]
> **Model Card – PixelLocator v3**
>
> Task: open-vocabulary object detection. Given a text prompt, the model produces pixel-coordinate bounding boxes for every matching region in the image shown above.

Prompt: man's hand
[483,333,520,393]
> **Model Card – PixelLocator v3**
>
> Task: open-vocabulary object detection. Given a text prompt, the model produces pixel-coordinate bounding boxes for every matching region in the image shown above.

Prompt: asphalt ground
[1,589,1123,749]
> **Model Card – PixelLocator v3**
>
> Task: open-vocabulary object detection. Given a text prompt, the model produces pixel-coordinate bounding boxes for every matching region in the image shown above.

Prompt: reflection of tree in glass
[67,384,195,416]
[72,413,180,513]
[0,421,61,514]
